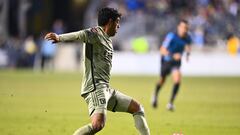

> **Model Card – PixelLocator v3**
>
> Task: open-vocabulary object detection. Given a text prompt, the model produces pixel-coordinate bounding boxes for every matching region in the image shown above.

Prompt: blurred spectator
[39,19,64,71]
[52,19,65,34]
[0,37,8,68]
[21,36,37,67]
[40,37,56,71]
[192,26,205,47]
[197,0,210,7]
[227,34,240,56]
[6,36,22,68]
[125,0,145,11]
[228,0,239,17]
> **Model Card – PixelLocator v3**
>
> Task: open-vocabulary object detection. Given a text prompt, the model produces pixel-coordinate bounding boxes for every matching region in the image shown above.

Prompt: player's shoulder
[83,27,102,39]
[84,27,99,34]
[85,26,102,35]
[91,27,101,33]
[165,32,175,40]
[166,32,175,37]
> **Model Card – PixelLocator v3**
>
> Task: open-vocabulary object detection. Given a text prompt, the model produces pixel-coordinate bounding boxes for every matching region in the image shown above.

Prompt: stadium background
[0,0,240,135]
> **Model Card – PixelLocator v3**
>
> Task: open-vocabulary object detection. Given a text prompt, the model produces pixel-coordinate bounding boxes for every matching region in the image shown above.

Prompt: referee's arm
[185,44,191,62]
[160,32,173,56]
[160,46,169,56]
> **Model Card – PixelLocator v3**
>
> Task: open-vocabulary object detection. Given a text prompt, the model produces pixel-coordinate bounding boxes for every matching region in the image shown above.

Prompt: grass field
[0,70,240,135]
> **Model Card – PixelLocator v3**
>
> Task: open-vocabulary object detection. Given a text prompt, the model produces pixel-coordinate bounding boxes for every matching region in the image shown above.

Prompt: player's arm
[160,46,181,61]
[185,44,191,62]
[160,33,181,61]
[160,33,173,56]
[160,46,169,56]
[44,30,88,43]
[160,45,181,61]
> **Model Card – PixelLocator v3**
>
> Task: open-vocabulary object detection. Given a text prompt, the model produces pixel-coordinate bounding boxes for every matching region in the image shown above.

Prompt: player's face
[108,17,120,37]
[177,22,189,37]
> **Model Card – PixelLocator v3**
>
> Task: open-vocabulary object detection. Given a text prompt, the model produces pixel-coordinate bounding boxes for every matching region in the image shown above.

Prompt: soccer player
[45,8,150,135]
[151,20,191,111]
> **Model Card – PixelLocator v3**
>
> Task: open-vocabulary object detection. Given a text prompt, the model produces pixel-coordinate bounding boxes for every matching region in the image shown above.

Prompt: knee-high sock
[154,83,161,96]
[73,124,94,135]
[170,83,180,104]
[133,112,150,135]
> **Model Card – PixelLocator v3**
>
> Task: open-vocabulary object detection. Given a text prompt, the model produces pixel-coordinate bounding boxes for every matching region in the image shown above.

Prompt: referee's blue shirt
[162,32,191,62]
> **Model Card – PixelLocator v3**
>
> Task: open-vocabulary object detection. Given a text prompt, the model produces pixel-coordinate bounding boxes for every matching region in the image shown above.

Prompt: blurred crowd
[0,0,239,69]
[0,20,64,69]
[85,0,240,50]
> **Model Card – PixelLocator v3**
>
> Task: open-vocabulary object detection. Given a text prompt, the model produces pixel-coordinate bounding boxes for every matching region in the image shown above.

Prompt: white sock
[73,124,94,135]
[133,113,150,135]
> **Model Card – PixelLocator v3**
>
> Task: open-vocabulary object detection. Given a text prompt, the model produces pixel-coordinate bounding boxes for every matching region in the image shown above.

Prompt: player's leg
[73,112,106,135]
[107,89,150,135]
[90,113,106,133]
[73,89,109,135]
[167,68,181,111]
[129,100,150,135]
[152,75,166,108]
[155,75,167,98]
[152,60,171,108]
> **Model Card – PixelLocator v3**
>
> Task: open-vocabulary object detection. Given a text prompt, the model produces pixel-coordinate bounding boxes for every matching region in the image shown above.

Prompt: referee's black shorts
[160,58,181,77]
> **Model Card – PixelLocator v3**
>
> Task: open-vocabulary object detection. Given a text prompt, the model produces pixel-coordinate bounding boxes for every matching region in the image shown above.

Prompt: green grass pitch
[0,70,240,135]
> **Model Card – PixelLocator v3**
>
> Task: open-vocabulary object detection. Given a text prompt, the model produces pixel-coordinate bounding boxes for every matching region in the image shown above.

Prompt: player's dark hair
[98,7,121,26]
[178,19,188,25]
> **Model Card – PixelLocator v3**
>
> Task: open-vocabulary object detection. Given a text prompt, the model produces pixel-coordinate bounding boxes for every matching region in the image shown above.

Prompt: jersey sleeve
[162,33,174,48]
[59,30,88,43]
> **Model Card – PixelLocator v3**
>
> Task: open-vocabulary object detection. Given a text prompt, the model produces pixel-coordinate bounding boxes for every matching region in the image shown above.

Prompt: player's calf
[72,124,94,135]
[72,113,106,135]
[128,100,150,135]
[91,113,106,133]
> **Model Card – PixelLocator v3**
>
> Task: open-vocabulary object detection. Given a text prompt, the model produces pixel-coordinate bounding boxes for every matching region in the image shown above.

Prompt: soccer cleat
[166,103,175,111]
[151,94,158,108]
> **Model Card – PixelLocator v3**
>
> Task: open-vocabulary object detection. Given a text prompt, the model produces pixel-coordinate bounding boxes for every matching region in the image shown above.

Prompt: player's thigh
[84,88,110,116]
[161,61,171,77]
[171,68,181,83]
[107,89,132,113]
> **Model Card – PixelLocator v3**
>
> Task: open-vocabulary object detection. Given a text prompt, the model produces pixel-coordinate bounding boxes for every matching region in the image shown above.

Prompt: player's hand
[186,56,189,62]
[44,32,60,43]
[173,53,182,61]
[186,52,190,63]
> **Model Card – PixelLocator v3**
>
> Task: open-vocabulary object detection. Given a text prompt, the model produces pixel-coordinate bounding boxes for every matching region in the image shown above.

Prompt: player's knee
[92,121,105,133]
[160,77,166,84]
[173,72,181,83]
[173,76,181,84]
[132,102,145,116]
[128,100,144,114]
[174,82,180,87]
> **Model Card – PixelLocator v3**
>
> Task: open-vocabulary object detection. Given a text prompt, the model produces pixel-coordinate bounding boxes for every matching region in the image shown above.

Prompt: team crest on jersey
[99,98,106,104]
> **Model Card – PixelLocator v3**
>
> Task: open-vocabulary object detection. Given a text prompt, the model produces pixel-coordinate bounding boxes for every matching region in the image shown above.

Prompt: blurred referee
[151,20,192,111]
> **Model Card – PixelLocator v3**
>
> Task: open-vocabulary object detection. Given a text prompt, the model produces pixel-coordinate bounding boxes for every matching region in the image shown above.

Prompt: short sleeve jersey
[162,32,191,61]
